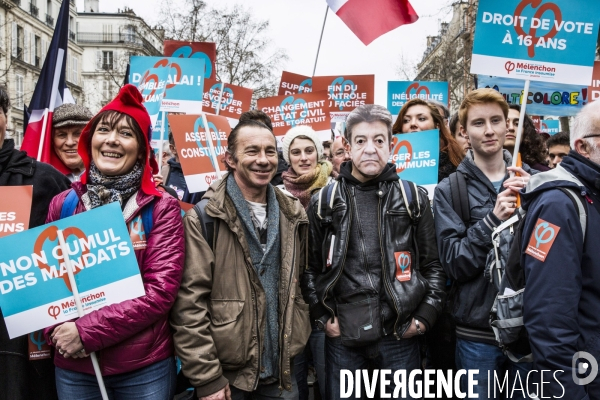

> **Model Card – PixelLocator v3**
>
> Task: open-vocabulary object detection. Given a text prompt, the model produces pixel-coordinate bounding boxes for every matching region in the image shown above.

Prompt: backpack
[192,198,219,250]
[60,189,155,234]
[492,170,587,363]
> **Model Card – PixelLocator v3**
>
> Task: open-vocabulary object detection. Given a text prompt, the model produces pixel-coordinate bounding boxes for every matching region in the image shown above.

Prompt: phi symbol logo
[48,305,60,320]
[398,253,410,271]
[505,61,516,74]
[534,222,555,248]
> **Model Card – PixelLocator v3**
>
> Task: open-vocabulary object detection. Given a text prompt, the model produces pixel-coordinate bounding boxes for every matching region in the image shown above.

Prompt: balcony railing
[11,0,20,6]
[69,30,76,41]
[102,63,113,70]
[77,32,162,56]
[29,3,38,17]
[16,46,22,61]
[45,14,54,26]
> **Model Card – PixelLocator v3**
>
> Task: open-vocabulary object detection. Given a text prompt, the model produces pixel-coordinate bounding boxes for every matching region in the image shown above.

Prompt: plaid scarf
[87,161,142,209]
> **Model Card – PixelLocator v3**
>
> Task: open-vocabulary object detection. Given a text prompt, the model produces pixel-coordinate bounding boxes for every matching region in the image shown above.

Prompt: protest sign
[278,71,313,95]
[149,111,168,153]
[312,75,375,122]
[129,56,205,113]
[257,91,332,141]
[470,0,600,85]
[202,78,253,127]
[136,67,169,129]
[531,115,541,131]
[391,129,440,198]
[168,113,230,193]
[588,61,600,103]
[0,186,33,238]
[163,40,216,79]
[387,81,449,115]
[540,119,560,135]
[0,202,144,339]
[478,75,589,117]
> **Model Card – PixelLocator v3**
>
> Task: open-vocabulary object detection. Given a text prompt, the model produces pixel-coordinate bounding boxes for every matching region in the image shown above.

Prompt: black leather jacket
[301,165,447,338]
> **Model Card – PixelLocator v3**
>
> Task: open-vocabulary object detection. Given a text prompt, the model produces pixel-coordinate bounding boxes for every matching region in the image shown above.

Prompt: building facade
[0,0,83,146]
[415,0,478,114]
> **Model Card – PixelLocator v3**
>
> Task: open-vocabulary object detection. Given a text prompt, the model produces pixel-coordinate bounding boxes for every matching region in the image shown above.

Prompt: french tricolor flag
[21,0,74,173]
[327,0,419,45]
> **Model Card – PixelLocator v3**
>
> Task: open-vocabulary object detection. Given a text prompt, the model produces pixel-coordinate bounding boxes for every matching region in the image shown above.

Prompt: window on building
[71,56,78,85]
[102,51,113,70]
[34,36,40,67]
[123,25,135,43]
[15,129,23,148]
[16,25,24,60]
[102,80,111,101]
[102,24,113,42]
[15,74,24,108]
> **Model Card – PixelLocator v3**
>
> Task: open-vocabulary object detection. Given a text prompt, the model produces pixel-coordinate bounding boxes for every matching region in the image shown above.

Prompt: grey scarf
[87,161,142,209]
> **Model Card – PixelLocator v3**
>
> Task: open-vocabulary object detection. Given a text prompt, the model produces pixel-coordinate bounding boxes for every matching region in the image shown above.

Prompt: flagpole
[157,111,166,169]
[312,5,329,76]
[215,82,225,116]
[36,108,50,161]
[56,230,109,400]
[511,79,530,170]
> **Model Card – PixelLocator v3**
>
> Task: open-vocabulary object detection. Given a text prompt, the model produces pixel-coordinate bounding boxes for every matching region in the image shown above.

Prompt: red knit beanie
[78,84,161,197]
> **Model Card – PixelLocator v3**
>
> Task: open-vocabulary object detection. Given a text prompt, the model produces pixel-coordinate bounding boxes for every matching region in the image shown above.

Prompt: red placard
[168,114,230,193]
[0,186,33,238]
[312,74,375,121]
[163,40,217,79]
[202,78,253,120]
[588,61,600,103]
[257,91,331,139]
[278,71,312,96]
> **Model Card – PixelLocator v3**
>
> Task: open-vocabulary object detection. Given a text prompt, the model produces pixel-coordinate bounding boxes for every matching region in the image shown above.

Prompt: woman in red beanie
[43,84,185,399]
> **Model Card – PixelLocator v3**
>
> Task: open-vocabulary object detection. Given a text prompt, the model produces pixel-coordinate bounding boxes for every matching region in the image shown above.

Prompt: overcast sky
[77,0,455,105]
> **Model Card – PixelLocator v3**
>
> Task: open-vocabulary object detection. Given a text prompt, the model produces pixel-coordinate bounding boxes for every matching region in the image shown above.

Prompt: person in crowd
[302,104,446,399]
[171,119,311,400]
[51,103,93,182]
[393,98,464,182]
[161,140,173,167]
[323,140,332,162]
[161,131,203,204]
[280,126,333,209]
[546,131,571,169]
[434,88,535,398]
[450,112,470,156]
[330,135,351,178]
[431,100,450,127]
[521,101,600,399]
[279,125,332,400]
[0,88,70,400]
[506,105,550,171]
[44,84,185,399]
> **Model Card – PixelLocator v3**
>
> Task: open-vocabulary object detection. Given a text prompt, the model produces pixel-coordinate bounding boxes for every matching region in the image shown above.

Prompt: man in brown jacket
[171,119,311,400]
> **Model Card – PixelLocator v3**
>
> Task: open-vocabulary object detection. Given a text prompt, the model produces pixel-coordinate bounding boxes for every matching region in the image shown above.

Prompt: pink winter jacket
[43,182,185,376]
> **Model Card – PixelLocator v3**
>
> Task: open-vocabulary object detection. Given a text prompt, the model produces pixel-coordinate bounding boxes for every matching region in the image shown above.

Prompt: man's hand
[402,318,426,339]
[325,317,341,338]
[493,188,518,221]
[200,384,231,400]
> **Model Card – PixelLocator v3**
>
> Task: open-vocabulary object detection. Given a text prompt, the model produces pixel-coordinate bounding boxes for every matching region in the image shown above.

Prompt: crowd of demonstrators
[521,100,600,398]
[171,118,311,400]
[3,73,599,400]
[506,105,550,171]
[0,88,71,400]
[161,140,173,167]
[393,98,464,182]
[434,88,536,398]
[302,104,446,399]
[546,131,571,168]
[44,85,185,398]
[277,125,331,400]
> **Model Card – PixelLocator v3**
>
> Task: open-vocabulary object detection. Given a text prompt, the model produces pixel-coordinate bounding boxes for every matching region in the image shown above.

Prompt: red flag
[326,0,418,45]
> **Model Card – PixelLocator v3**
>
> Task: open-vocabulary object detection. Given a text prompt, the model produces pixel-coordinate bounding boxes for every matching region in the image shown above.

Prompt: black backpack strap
[317,181,338,227]
[449,171,470,224]
[193,198,217,251]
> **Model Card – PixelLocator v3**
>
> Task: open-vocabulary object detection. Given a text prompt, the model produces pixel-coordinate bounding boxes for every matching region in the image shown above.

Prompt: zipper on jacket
[278,222,299,390]
[322,185,353,317]
[378,193,402,339]
[352,186,376,290]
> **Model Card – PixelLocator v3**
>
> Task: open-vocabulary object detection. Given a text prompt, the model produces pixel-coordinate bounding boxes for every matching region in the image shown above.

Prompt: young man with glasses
[330,135,351,178]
